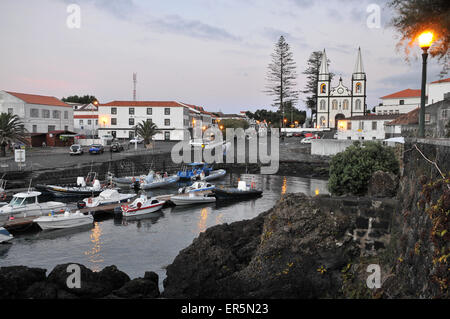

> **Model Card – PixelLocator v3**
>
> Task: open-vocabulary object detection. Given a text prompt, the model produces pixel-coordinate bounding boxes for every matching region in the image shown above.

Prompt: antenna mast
[133,73,137,101]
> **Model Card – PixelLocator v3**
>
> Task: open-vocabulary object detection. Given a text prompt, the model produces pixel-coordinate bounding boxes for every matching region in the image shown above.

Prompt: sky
[0,0,446,114]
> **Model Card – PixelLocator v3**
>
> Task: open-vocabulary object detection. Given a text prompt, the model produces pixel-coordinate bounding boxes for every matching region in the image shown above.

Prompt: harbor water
[0,174,329,289]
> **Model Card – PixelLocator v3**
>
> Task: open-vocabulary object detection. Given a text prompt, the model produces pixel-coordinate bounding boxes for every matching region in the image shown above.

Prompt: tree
[389,0,450,76]
[0,113,28,157]
[265,36,299,127]
[328,142,399,196]
[62,95,98,104]
[302,51,334,125]
[134,120,158,147]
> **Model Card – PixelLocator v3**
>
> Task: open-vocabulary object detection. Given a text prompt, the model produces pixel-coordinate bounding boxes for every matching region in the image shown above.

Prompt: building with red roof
[0,90,74,135]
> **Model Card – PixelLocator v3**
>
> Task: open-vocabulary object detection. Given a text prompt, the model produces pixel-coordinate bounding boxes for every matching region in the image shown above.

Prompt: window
[79,120,84,125]
[332,100,338,110]
[64,125,68,131]
[129,118,135,126]
[442,109,448,119]
[32,125,37,133]
[425,113,431,123]
[53,110,60,119]
[42,109,50,118]
[48,125,56,132]
[359,121,364,130]
[30,109,39,118]
[129,131,134,139]
[88,120,92,125]
[147,108,152,115]
[165,108,170,115]
[129,108,135,115]
[355,100,362,110]
[320,83,327,94]
[389,110,393,115]
[355,82,362,93]
[111,107,117,115]
[111,118,117,125]
[320,100,326,110]
[319,116,326,127]
[343,100,349,110]
[7,108,13,114]
[399,100,405,105]
[165,119,170,126]
[395,110,400,114]
[164,131,170,140]
[64,111,68,119]
[372,121,377,130]
[347,122,352,130]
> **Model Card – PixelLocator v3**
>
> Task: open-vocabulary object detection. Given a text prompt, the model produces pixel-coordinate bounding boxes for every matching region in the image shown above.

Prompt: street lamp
[417,31,434,138]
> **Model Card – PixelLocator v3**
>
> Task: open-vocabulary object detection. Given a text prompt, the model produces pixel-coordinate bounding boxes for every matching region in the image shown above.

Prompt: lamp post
[417,31,434,138]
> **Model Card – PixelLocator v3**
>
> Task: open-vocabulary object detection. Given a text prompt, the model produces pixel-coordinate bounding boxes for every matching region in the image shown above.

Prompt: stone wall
[311,139,354,156]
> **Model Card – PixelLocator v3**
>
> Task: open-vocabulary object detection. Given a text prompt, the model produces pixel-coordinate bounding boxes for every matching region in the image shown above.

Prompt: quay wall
[311,139,354,156]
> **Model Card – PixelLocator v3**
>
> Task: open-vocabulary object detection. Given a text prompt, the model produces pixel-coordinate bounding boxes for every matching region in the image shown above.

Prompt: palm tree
[0,113,28,157]
[134,120,158,148]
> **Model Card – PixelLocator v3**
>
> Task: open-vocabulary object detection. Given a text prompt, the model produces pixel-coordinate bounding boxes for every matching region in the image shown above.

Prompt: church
[316,48,367,128]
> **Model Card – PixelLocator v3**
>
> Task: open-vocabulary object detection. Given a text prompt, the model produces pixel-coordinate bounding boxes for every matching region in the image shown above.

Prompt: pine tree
[265,36,298,128]
[302,51,333,125]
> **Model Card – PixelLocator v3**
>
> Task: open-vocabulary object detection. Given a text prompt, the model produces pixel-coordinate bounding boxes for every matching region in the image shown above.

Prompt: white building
[97,101,194,141]
[427,77,450,105]
[336,114,399,141]
[73,103,99,136]
[317,48,367,128]
[0,90,73,133]
[377,89,421,115]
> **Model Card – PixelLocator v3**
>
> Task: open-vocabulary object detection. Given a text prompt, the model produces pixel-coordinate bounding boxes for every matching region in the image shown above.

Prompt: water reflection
[197,207,210,233]
[281,177,287,195]
[84,222,103,271]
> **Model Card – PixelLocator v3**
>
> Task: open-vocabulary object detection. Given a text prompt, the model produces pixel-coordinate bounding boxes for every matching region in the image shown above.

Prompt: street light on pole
[417,31,434,138]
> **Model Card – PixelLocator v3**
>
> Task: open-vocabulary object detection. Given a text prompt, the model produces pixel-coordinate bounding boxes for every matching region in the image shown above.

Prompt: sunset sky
[0,0,445,113]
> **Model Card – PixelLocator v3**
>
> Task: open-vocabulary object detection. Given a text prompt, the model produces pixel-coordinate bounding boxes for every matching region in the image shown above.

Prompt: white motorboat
[112,170,152,185]
[171,192,216,206]
[121,195,165,217]
[80,189,135,208]
[0,227,13,243]
[137,172,180,190]
[0,191,66,224]
[34,210,93,230]
[178,181,215,194]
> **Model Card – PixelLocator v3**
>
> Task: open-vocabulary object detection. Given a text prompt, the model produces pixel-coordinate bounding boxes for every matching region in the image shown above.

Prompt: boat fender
[137,202,142,208]
[0,193,6,201]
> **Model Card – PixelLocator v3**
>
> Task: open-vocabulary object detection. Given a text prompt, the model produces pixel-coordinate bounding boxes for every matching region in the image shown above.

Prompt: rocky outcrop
[367,170,399,198]
[163,193,396,298]
[0,264,160,299]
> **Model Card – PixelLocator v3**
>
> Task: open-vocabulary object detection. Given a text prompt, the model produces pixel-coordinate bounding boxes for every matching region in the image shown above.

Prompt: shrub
[328,141,399,196]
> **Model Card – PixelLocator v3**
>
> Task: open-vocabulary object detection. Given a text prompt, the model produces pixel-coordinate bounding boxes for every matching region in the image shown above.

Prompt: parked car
[293,132,304,138]
[69,144,84,155]
[300,137,313,144]
[129,137,144,144]
[110,142,124,152]
[89,144,104,154]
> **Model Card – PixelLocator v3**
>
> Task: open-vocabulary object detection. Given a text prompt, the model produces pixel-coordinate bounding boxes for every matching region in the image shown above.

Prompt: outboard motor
[76,177,86,187]
[92,180,101,191]
[77,200,86,209]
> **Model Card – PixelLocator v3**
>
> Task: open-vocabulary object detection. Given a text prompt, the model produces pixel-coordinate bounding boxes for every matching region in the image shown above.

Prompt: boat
[178,181,215,194]
[0,176,8,206]
[34,210,94,230]
[111,170,152,185]
[78,189,135,209]
[120,195,165,217]
[0,227,13,243]
[0,191,66,223]
[197,169,226,182]
[171,192,216,206]
[36,172,110,198]
[213,181,263,200]
[177,163,213,181]
[135,172,180,190]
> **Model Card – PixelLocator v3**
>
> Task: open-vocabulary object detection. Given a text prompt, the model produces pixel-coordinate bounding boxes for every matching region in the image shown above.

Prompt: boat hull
[45,186,103,198]
[213,188,263,200]
[201,169,226,181]
[139,176,180,190]
[171,195,216,206]
[35,214,93,230]
[122,202,164,217]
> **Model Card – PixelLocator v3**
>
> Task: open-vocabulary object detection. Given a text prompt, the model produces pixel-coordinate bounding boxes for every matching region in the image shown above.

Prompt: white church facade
[316,48,367,129]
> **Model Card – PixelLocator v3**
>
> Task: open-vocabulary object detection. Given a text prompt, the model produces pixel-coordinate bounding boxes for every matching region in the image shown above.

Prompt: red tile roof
[386,108,419,125]
[430,77,450,84]
[99,101,186,107]
[380,89,421,99]
[74,115,98,119]
[346,114,400,121]
[6,91,70,107]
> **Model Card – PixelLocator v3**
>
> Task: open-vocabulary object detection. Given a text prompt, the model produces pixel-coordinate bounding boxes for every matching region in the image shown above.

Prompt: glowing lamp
[418,31,434,50]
